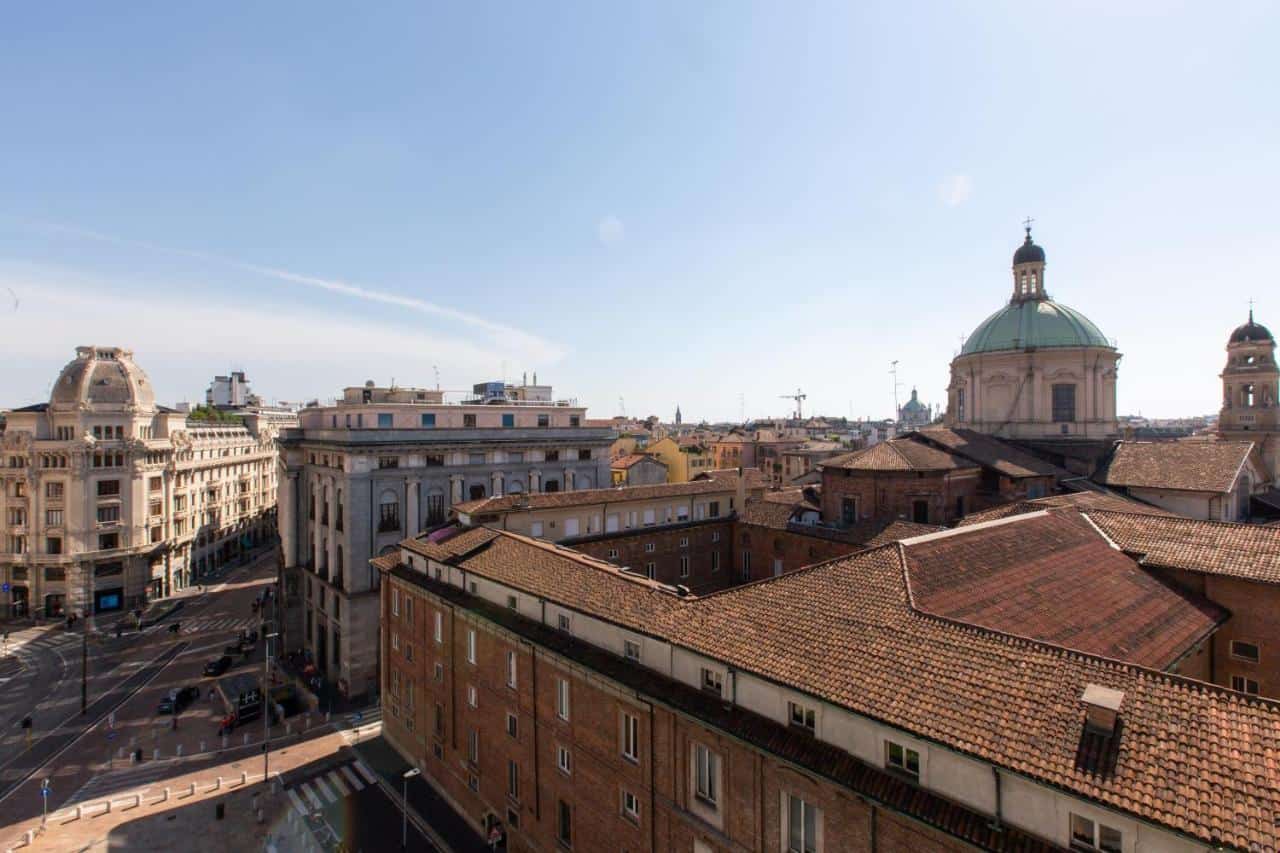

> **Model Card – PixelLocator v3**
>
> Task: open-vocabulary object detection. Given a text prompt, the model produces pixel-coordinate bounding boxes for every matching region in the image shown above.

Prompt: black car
[203,655,232,676]
[158,685,200,715]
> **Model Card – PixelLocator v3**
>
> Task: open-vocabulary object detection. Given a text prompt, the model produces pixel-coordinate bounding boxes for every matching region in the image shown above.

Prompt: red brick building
[375,516,1280,852]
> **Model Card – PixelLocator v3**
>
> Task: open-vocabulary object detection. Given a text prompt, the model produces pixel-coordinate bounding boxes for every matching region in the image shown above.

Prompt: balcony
[279,425,614,447]
[377,517,401,534]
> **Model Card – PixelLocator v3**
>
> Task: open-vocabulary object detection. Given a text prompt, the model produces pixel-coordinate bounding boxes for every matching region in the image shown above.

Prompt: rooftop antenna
[432,365,440,391]
[889,361,903,419]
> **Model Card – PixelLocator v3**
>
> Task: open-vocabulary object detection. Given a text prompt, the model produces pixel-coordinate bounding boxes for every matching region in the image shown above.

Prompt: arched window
[378,490,400,533]
[507,479,524,494]
[1244,384,1256,407]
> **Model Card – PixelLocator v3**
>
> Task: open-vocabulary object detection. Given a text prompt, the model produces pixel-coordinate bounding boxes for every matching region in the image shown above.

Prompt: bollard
[240,771,247,786]
[132,794,141,809]
[200,739,206,753]
[162,787,170,803]
[304,714,310,730]
[222,735,229,749]
[26,829,34,845]
[243,732,249,746]
[153,748,160,761]
[105,800,112,814]
[325,711,331,724]
[214,777,222,791]
[285,722,291,736]
[75,805,82,820]
[176,744,183,758]
[256,807,264,825]
[188,782,196,797]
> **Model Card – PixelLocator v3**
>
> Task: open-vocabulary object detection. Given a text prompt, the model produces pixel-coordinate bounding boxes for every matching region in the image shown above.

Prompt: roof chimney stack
[736,466,746,515]
[1080,684,1124,737]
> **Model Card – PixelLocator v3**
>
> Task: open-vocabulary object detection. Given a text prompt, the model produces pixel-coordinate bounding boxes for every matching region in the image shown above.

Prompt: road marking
[313,774,338,804]
[352,761,378,786]
[287,788,307,816]
[327,770,350,797]
[339,765,364,791]
[302,782,323,811]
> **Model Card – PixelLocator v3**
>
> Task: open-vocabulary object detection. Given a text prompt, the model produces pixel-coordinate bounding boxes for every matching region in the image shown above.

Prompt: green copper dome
[961,299,1112,355]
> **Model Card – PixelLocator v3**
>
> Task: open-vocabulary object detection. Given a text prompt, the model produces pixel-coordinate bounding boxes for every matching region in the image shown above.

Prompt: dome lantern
[1011,218,1047,303]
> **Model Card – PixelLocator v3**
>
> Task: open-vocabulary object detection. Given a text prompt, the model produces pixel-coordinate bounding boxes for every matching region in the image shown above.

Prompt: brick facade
[566,519,735,593]
[733,523,860,583]
[820,468,981,527]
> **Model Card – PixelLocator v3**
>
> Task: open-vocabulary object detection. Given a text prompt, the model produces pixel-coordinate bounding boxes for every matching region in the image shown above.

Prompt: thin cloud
[597,215,625,246]
[938,175,974,208]
[27,221,563,361]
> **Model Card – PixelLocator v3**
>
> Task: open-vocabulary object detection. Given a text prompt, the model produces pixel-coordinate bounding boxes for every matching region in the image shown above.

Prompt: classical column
[450,475,463,506]
[490,471,503,498]
[311,475,323,571]
[406,478,421,537]
[563,468,573,491]
[529,469,541,493]
[326,476,338,577]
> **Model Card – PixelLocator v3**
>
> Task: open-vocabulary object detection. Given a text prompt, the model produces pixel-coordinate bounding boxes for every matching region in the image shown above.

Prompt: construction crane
[779,388,807,421]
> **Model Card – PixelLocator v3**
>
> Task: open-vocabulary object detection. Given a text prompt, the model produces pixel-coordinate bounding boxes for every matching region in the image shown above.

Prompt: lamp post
[402,767,420,849]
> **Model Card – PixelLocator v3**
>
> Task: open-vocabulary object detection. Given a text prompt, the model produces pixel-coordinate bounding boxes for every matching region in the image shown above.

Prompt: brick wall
[820,468,980,527]
[733,522,861,582]
[567,520,736,593]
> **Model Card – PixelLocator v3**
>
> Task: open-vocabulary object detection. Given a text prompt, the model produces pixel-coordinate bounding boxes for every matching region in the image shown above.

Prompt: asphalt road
[285,757,438,853]
[0,552,282,829]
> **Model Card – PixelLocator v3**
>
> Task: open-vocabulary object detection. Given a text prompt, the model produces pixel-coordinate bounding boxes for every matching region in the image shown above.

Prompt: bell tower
[1010,218,1047,303]
[1219,306,1280,480]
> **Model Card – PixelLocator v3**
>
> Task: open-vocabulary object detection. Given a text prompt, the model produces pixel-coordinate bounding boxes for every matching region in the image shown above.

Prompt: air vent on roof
[1080,684,1123,737]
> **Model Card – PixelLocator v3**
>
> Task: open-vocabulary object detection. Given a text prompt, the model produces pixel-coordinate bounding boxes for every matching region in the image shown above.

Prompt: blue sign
[40,784,49,798]
[352,712,362,724]
[107,731,117,740]
[2,583,8,593]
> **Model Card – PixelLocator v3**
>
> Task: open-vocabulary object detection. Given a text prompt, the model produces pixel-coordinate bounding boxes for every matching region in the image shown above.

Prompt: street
[0,550,286,830]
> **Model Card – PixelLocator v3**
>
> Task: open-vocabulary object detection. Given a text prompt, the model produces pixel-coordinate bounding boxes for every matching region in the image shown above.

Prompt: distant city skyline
[2,2,1276,420]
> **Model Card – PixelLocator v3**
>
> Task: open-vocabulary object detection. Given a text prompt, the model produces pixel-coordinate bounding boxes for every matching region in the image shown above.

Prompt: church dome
[1012,232,1045,265]
[901,388,926,413]
[961,299,1112,355]
[1229,312,1273,345]
[50,346,157,411]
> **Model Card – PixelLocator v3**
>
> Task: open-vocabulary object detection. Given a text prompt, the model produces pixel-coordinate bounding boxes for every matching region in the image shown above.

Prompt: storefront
[93,561,125,613]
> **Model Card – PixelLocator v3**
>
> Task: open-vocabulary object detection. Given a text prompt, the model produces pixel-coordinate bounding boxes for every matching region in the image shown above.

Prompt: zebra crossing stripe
[312,775,339,804]
[303,783,323,811]
[327,770,351,797]
[353,761,378,786]
[339,765,365,791]
[287,788,307,816]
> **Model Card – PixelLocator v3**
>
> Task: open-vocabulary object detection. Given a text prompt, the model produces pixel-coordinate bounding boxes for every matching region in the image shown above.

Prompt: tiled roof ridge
[685,544,892,603]
[894,535,1266,710]
[1086,507,1278,534]
[899,508,1054,545]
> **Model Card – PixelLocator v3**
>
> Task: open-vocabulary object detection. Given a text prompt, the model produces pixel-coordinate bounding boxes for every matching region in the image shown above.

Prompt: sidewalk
[352,735,488,853]
[3,728,351,852]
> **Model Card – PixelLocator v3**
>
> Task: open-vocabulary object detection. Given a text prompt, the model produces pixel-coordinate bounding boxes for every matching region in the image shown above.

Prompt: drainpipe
[531,645,541,821]
[990,767,1003,831]
[870,803,878,852]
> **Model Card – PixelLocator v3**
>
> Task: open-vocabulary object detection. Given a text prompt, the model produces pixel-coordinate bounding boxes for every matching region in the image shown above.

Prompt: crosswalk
[338,707,382,745]
[4,629,80,658]
[168,614,261,636]
[62,758,179,807]
[286,760,379,817]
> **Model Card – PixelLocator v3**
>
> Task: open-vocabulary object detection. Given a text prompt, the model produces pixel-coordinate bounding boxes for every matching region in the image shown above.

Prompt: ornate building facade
[945,227,1120,440]
[0,347,279,619]
[1218,310,1280,481]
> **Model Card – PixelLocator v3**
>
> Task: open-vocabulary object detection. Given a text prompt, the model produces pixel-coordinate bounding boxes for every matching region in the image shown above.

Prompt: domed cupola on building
[49,346,157,413]
[944,225,1121,440]
[1219,307,1280,479]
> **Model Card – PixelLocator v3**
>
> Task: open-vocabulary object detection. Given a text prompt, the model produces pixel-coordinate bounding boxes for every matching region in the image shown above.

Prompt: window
[434,663,444,682]
[557,744,572,774]
[98,532,119,550]
[693,743,718,805]
[502,413,515,428]
[433,611,443,643]
[1052,384,1077,423]
[841,497,857,525]
[708,501,720,518]
[529,520,544,538]
[711,551,720,572]
[621,712,639,762]
[558,613,571,633]
[467,685,478,708]
[506,712,518,738]
[710,530,720,543]
[97,479,120,497]
[378,456,399,469]
[786,794,818,853]
[1070,813,1122,852]
[420,413,436,428]
[538,414,551,429]
[463,414,477,429]
[621,789,640,823]
[377,413,393,428]
[467,729,479,764]
[741,551,751,578]
[508,760,520,801]
[392,588,399,616]
[680,556,690,578]
[506,650,518,688]
[1231,675,1260,694]
[788,701,815,733]
[404,596,413,624]
[606,548,618,560]
[557,799,572,847]
[643,542,655,553]
[556,678,570,720]
[623,640,641,662]
[506,594,517,610]
[645,562,655,578]
[46,537,62,555]
[405,642,414,662]
[45,509,64,527]
[46,481,64,499]
[1231,640,1260,663]
[885,740,920,779]
[466,629,477,664]
[701,668,723,696]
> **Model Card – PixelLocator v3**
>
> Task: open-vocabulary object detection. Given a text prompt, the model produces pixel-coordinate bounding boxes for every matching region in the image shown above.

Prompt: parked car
[203,656,232,676]
[158,685,200,715]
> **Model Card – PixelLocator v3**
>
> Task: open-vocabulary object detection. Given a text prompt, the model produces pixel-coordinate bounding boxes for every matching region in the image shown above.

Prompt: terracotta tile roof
[610,453,663,470]
[1098,440,1257,493]
[821,439,977,472]
[862,519,944,547]
[453,477,738,515]
[957,491,1175,527]
[903,511,1226,667]
[1089,510,1280,584]
[695,467,769,489]
[762,487,805,505]
[390,525,1280,848]
[912,427,1063,479]
[679,547,1280,850]
[738,499,800,529]
[400,525,500,562]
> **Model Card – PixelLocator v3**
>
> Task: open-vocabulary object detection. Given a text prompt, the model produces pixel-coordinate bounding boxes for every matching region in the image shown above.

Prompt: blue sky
[1,2,1276,421]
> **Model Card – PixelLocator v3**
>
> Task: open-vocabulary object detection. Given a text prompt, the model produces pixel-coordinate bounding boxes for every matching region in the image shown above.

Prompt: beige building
[946,227,1120,440]
[644,435,714,482]
[0,347,279,619]
[1218,310,1280,481]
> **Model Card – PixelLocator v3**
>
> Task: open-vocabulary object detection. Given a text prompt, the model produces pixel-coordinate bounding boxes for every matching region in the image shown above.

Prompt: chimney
[1080,684,1123,737]
[735,465,746,514]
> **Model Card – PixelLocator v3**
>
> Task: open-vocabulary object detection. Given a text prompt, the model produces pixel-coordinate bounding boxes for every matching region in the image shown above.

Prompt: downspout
[531,645,541,821]
[870,803,878,852]
[990,766,1004,831]
[645,697,657,853]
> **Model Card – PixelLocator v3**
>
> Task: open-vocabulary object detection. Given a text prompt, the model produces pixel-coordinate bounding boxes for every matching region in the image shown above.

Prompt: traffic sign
[2,583,8,593]
[40,779,50,798]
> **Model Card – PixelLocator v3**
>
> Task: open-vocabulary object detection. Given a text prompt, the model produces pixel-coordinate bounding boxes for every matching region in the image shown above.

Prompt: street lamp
[401,767,420,849]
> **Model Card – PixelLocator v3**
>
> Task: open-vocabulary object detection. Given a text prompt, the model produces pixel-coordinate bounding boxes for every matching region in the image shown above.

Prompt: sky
[1,2,1276,422]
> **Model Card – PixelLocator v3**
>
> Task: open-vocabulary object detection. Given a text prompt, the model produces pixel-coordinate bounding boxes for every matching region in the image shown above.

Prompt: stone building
[945,226,1120,441]
[1218,309,1280,481]
[0,346,279,619]
[896,387,931,427]
[608,453,668,486]
[275,380,612,699]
